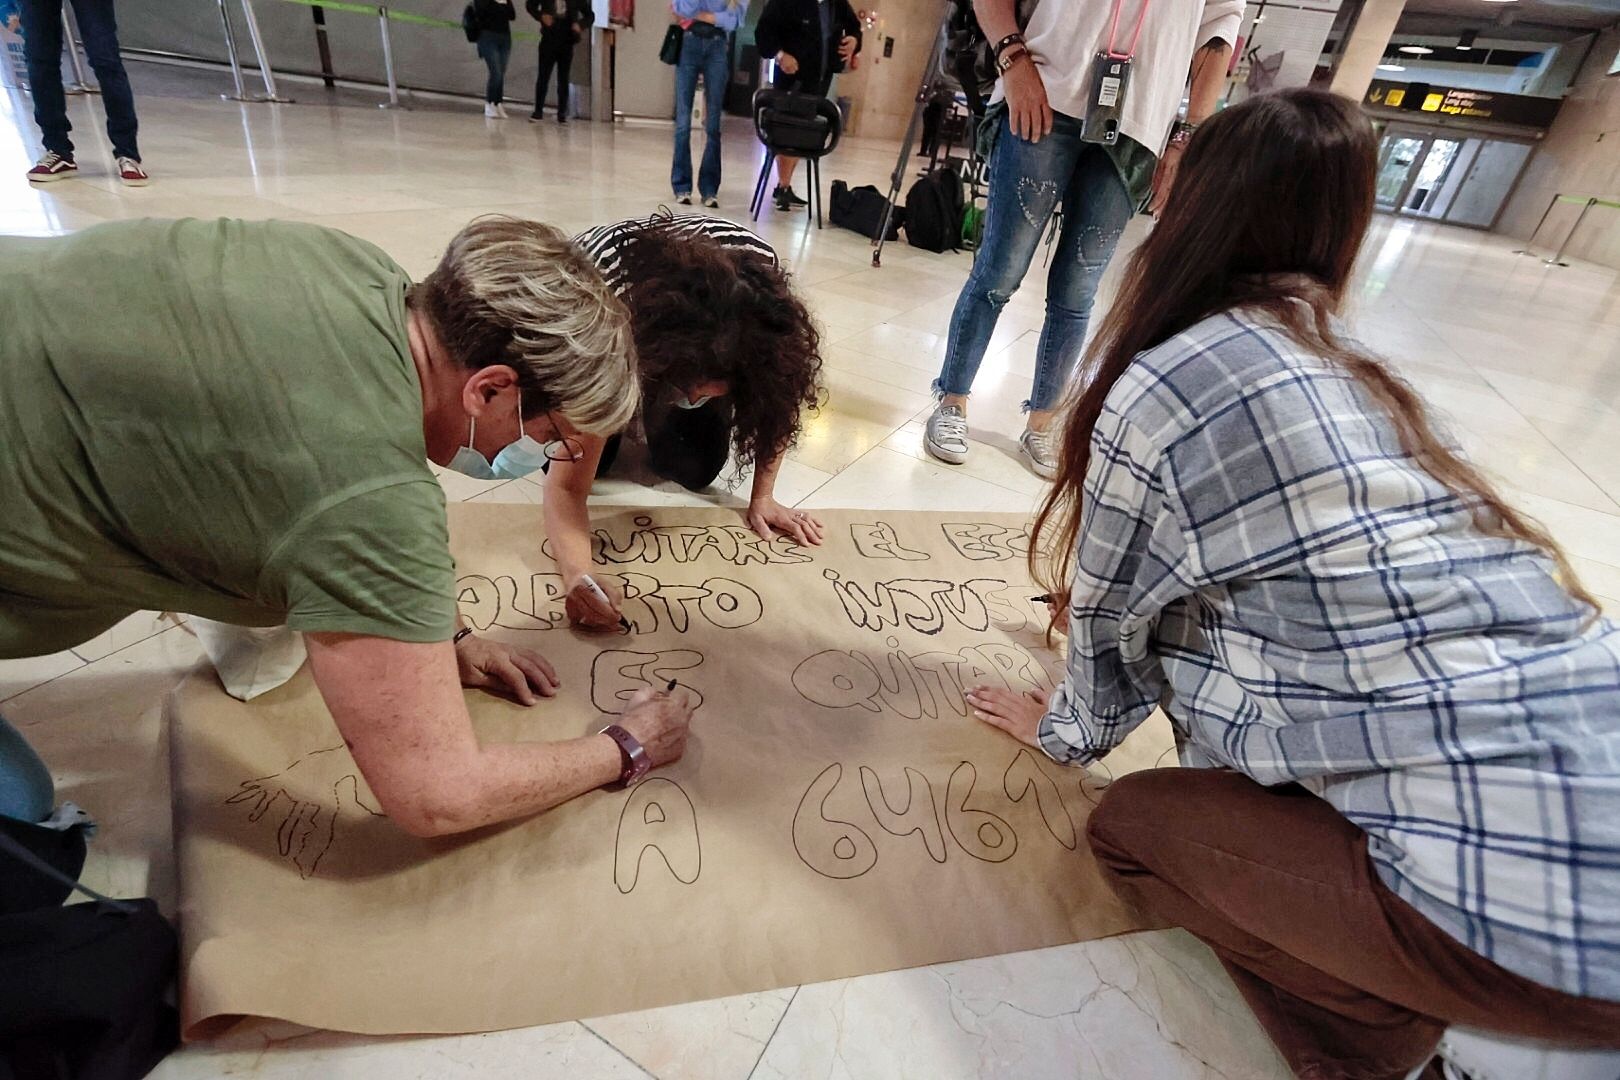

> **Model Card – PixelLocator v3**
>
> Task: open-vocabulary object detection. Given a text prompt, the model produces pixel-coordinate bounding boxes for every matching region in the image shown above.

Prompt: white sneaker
[484,102,499,118]
[496,103,509,118]
[924,404,969,465]
[1020,427,1057,480]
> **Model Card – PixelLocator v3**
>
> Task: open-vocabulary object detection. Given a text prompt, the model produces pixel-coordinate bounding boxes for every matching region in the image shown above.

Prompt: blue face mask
[447,398,554,480]
[674,393,715,411]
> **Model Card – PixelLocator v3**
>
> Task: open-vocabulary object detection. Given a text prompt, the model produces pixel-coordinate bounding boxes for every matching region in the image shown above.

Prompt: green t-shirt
[0,218,457,657]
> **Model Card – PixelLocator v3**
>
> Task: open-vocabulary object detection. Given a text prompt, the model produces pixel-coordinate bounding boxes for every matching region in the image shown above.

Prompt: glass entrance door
[1373,128,1535,230]
[1376,135,1426,211]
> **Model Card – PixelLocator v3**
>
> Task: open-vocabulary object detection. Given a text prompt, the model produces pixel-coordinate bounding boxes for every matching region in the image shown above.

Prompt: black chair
[749,89,844,228]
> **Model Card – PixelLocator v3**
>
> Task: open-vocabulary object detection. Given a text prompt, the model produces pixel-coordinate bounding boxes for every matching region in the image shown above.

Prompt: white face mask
[674,393,715,411]
[447,395,555,479]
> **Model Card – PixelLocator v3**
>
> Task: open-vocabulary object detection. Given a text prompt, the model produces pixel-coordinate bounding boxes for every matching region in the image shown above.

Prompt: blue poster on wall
[0,0,27,89]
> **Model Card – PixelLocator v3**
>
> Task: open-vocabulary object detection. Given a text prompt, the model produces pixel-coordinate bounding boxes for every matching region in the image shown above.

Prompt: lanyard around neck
[1104,0,1151,61]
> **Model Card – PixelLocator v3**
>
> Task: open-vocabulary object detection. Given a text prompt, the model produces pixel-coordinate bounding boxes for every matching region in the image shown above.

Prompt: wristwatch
[997,44,1031,74]
[1168,120,1198,150]
[600,724,650,788]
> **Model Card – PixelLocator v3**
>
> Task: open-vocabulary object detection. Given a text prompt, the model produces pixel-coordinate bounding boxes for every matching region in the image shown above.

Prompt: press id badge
[1081,52,1131,146]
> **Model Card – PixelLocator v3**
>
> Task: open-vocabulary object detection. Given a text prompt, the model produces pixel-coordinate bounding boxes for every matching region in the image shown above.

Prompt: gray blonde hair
[410,216,639,435]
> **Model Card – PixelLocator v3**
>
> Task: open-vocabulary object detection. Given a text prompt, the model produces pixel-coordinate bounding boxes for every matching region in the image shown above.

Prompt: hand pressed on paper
[967,685,1049,749]
[456,633,560,704]
[226,745,383,879]
[747,497,824,547]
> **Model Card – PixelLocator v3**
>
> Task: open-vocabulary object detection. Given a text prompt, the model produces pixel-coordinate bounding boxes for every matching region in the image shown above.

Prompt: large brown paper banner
[171,505,1154,1039]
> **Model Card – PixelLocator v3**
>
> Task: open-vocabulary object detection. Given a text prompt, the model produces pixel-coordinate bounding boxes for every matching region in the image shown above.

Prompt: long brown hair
[1030,88,1594,616]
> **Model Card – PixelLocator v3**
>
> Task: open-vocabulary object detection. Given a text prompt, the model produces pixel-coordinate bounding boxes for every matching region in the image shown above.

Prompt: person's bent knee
[1085,768,1182,866]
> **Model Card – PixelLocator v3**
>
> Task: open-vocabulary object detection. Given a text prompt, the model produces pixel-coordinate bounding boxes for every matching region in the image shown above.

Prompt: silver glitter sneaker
[924,404,970,465]
[1020,427,1057,480]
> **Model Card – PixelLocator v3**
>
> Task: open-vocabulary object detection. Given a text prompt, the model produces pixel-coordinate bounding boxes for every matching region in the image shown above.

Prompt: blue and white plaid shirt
[1042,309,1620,1001]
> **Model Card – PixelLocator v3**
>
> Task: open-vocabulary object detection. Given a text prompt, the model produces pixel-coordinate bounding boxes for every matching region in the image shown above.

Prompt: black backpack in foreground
[904,168,965,254]
[0,821,179,1080]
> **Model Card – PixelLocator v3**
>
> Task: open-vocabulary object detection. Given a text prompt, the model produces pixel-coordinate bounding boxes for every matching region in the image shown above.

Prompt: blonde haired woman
[0,216,694,856]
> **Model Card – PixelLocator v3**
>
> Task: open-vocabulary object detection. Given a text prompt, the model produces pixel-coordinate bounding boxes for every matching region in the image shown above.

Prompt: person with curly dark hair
[552,212,826,629]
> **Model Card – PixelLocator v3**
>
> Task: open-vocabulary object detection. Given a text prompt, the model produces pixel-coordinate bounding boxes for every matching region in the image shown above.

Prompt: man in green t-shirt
[0,216,694,843]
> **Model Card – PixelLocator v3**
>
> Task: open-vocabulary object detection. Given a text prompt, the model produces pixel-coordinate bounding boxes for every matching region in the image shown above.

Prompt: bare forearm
[750,452,784,502]
[542,478,598,582]
[972,0,1020,46]
[1185,41,1232,125]
[427,734,621,834]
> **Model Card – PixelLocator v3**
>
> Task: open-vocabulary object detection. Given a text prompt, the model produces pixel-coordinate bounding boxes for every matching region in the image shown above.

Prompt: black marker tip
[666,678,678,692]
[1031,594,1052,603]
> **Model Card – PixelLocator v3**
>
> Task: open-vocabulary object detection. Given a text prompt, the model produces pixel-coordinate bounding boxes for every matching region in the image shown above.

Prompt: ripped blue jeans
[933,110,1133,412]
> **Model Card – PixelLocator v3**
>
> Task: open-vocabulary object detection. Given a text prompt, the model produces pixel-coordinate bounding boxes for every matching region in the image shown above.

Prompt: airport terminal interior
[2,0,1619,1076]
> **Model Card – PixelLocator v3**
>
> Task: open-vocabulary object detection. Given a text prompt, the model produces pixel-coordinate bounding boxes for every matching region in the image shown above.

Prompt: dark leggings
[590,402,732,491]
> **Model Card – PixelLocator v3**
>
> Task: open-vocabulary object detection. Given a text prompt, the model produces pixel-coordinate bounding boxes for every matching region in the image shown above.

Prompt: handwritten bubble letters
[791,749,1081,879]
[940,522,1033,562]
[823,571,1032,636]
[542,515,812,568]
[593,649,705,714]
[792,639,1051,720]
[457,573,763,635]
[849,522,930,561]
[614,778,702,894]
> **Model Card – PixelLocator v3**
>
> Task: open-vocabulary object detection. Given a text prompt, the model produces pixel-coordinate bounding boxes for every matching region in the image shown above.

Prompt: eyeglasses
[543,411,585,462]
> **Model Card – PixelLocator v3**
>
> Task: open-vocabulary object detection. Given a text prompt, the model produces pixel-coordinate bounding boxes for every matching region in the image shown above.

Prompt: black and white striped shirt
[573,214,779,295]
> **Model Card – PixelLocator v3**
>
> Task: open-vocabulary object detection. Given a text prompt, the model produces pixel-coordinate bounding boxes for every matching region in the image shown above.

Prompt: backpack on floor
[904,167,965,253]
[830,180,902,241]
[461,2,480,42]
[0,824,181,1080]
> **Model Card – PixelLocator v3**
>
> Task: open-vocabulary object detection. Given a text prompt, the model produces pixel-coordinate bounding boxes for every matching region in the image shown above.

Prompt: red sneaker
[26,152,77,183]
[116,157,150,187]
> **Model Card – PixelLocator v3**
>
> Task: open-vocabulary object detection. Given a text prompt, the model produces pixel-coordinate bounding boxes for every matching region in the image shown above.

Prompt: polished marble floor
[4,59,1620,1080]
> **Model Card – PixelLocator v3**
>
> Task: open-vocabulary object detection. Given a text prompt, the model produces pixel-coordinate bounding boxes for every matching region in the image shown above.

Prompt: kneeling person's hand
[618,686,695,768]
[456,633,560,705]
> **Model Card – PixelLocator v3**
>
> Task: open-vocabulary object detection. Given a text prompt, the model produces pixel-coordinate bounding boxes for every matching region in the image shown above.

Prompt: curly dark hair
[611,216,823,476]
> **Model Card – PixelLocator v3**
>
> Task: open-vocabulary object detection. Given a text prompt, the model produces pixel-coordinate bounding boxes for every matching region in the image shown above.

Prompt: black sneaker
[773,184,808,208]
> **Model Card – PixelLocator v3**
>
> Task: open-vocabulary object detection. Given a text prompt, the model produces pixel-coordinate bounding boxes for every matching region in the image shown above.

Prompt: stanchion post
[1543,198,1597,268]
[216,0,252,101]
[237,0,293,101]
[1512,191,1560,259]
[61,10,98,94]
[377,4,407,109]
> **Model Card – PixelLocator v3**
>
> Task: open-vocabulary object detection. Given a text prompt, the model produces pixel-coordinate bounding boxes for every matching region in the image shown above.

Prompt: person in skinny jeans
[669,0,742,207]
[922,0,1239,480]
[473,0,516,118]
[967,89,1620,1080]
[18,0,148,185]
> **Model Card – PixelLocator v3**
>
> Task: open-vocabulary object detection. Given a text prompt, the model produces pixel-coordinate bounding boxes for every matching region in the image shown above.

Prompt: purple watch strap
[600,724,649,786]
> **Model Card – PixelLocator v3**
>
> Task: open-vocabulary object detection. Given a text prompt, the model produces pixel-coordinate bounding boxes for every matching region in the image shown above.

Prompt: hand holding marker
[580,574,632,633]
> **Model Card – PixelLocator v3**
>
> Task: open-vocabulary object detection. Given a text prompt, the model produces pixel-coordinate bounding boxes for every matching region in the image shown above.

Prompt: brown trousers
[1086,769,1620,1080]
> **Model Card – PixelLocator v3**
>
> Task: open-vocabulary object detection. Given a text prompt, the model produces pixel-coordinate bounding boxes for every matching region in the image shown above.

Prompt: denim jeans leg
[1026,145,1133,412]
[697,38,728,199]
[0,714,53,825]
[18,0,72,159]
[67,0,138,160]
[671,44,700,195]
[933,111,1085,399]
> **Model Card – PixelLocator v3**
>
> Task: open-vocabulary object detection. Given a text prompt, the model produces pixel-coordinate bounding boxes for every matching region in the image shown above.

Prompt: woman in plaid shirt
[968,88,1620,1079]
